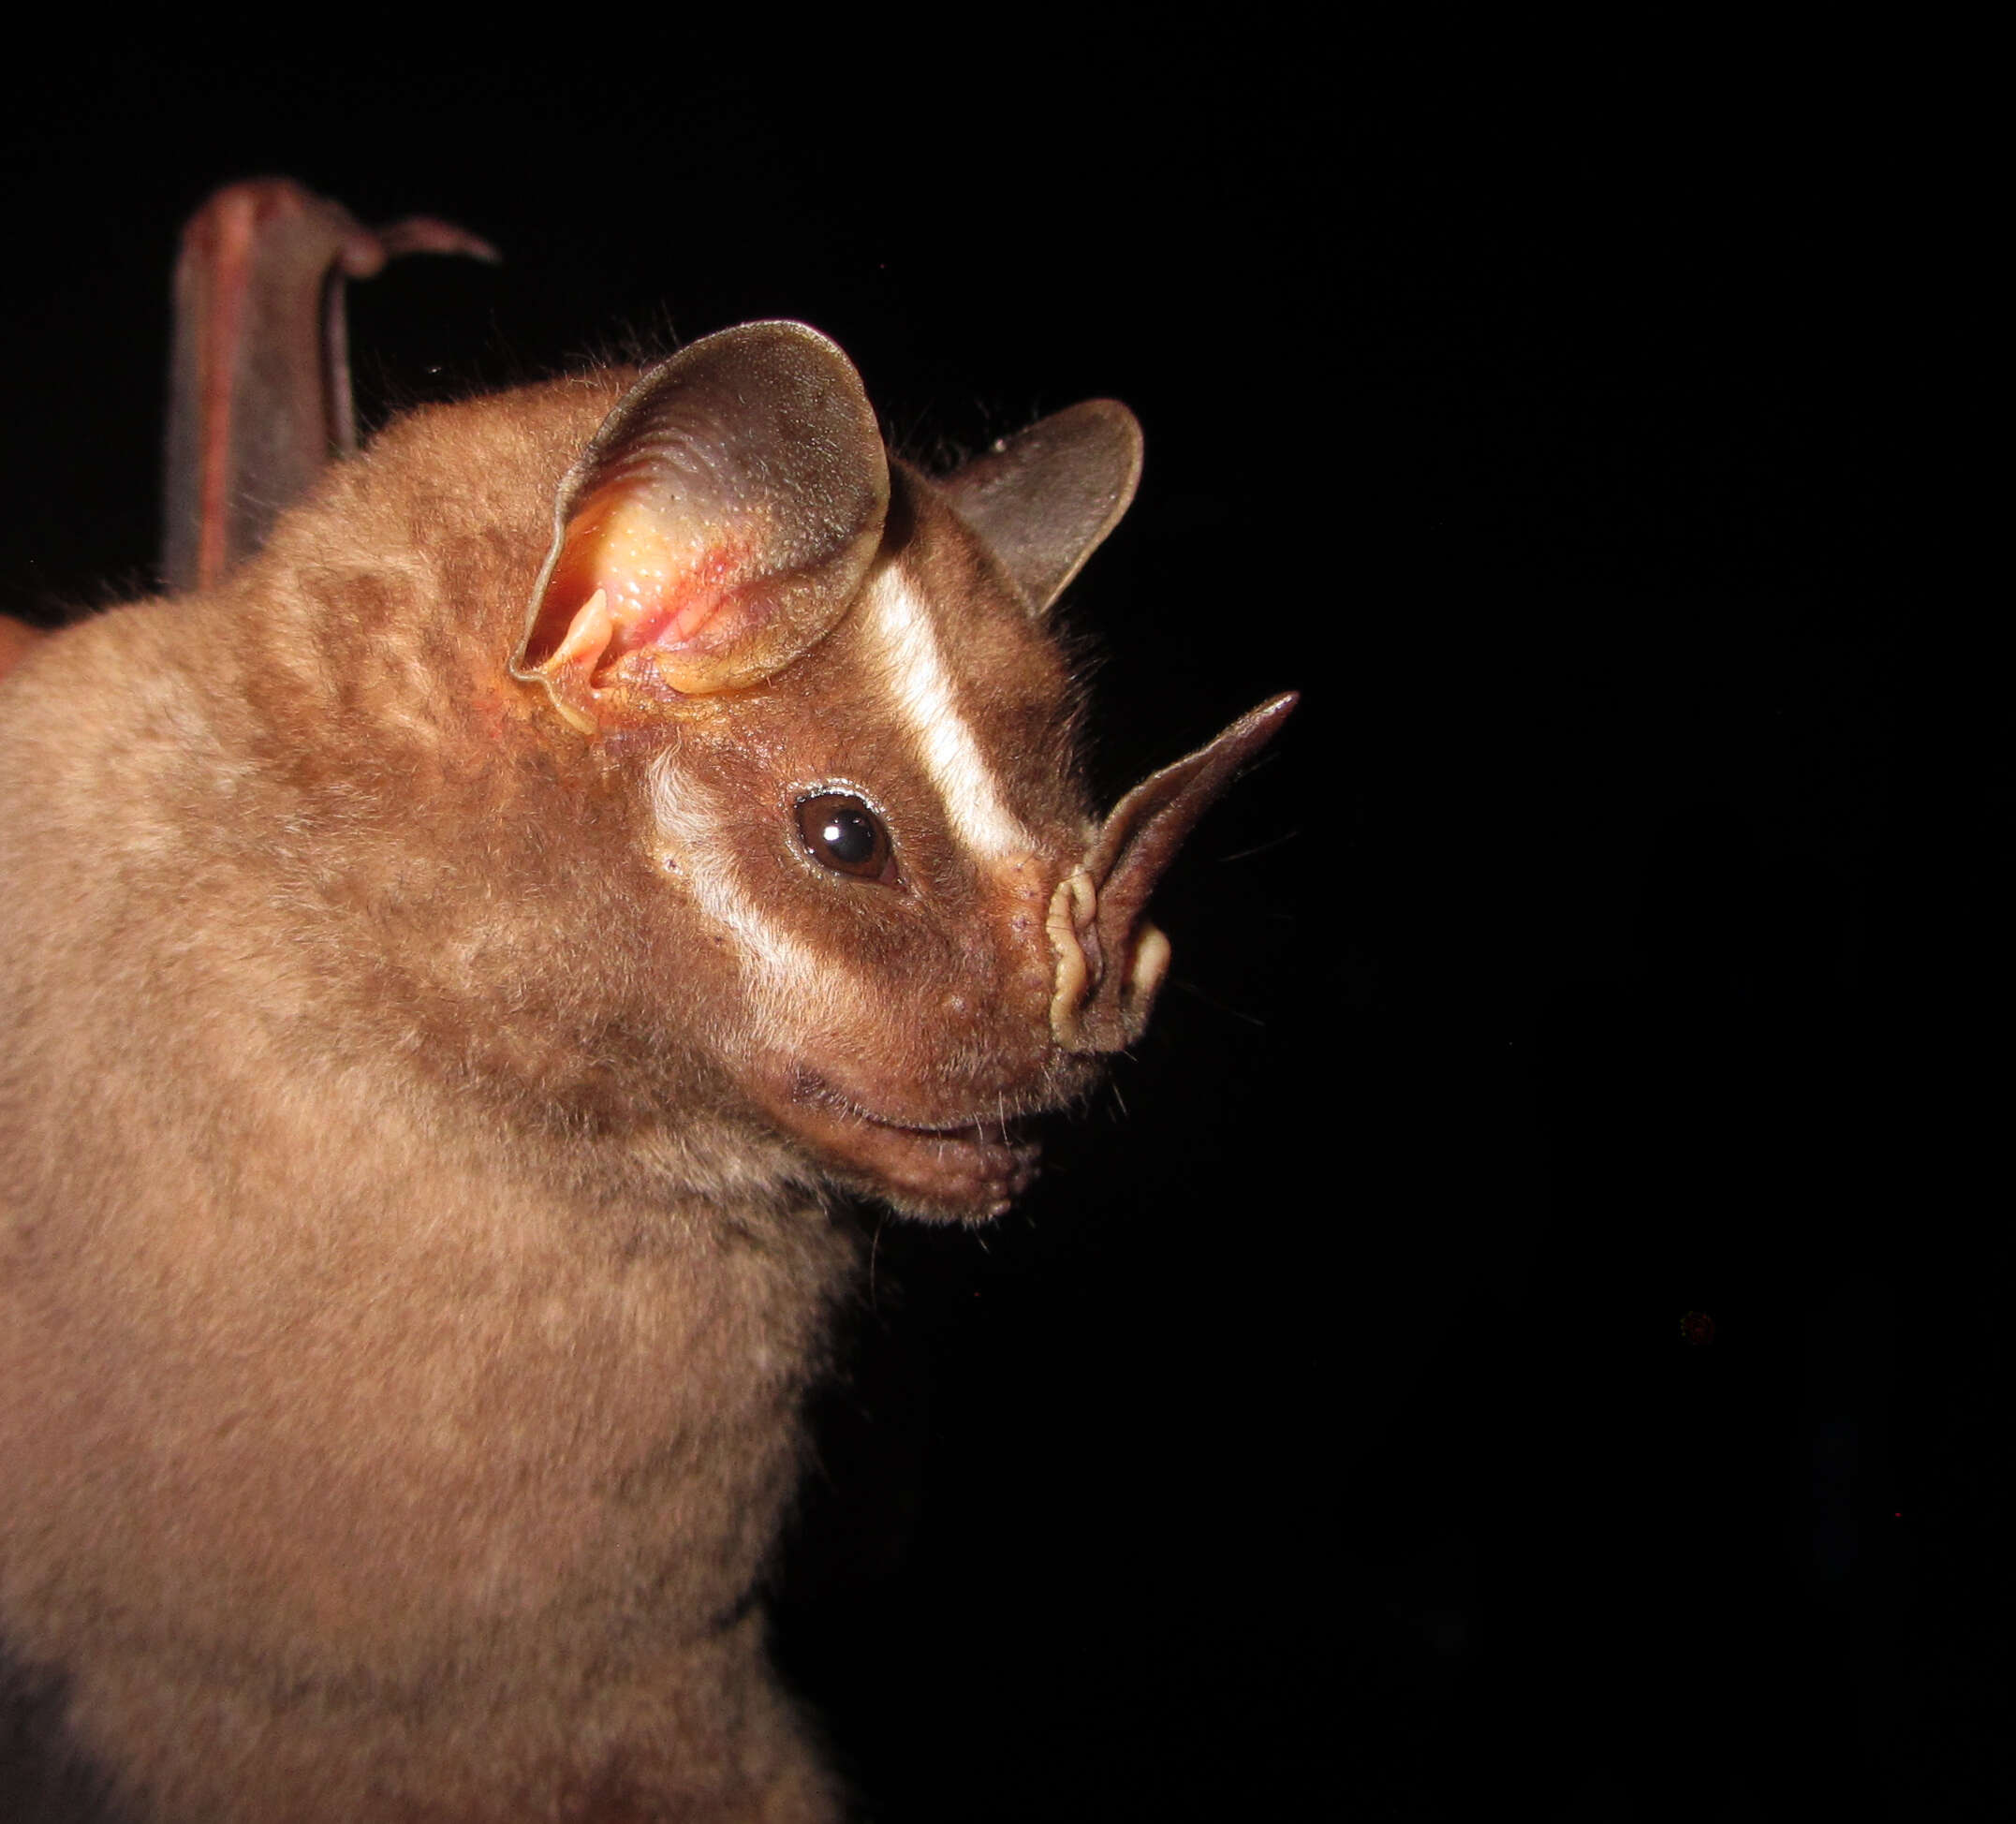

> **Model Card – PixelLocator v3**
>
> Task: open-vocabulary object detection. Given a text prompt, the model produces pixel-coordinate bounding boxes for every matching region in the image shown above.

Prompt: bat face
[481,323,1289,1222]
[620,471,1103,1220]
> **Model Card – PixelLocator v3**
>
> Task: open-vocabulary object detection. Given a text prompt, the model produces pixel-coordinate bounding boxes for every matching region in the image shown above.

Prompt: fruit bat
[0,181,1293,1822]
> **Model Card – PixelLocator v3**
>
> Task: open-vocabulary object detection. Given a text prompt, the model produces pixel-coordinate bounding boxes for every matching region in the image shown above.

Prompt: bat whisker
[1171,977,1268,1027]
[1215,828,1300,865]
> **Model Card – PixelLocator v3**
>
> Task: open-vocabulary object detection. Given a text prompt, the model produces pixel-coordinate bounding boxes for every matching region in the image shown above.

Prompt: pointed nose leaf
[1056,690,1296,1052]
[1089,691,1298,951]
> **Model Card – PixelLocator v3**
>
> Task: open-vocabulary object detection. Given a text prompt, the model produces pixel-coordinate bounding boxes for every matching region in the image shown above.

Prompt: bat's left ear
[513,322,889,732]
[937,401,1142,615]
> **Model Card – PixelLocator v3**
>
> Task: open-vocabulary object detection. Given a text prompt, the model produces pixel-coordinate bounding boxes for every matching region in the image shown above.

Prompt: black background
[1,37,1998,1823]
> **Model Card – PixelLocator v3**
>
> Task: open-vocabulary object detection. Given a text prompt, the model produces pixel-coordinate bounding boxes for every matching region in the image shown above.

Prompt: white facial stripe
[865,569,1032,859]
[644,751,822,998]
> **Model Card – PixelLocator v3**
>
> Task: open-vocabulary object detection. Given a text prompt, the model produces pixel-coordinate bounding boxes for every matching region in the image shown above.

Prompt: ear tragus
[938,400,1143,615]
[513,321,890,731]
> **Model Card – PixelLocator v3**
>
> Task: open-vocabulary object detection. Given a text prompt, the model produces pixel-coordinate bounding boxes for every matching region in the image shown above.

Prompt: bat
[0,183,1294,1822]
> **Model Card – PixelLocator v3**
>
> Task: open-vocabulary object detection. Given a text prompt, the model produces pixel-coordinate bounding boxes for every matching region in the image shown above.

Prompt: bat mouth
[771,1074,1050,1221]
[849,1104,1040,1142]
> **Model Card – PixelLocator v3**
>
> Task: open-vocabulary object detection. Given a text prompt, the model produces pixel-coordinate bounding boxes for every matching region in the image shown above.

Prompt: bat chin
[758,1073,1049,1221]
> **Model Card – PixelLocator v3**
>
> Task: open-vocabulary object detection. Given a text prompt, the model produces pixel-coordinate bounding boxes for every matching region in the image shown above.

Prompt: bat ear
[513,321,890,731]
[937,400,1142,614]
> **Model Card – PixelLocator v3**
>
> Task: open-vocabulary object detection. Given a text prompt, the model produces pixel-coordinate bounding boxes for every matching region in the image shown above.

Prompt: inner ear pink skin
[522,489,751,679]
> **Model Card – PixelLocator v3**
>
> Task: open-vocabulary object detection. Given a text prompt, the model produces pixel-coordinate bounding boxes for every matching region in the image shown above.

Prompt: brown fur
[0,340,1285,1821]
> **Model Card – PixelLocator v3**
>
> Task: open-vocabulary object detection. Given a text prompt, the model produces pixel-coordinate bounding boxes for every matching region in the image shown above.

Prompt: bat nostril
[1046,871,1177,1055]
[1046,867,1103,1048]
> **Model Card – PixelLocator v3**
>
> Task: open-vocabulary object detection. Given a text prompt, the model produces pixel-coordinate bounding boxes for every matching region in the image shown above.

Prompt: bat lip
[846,1106,1037,1142]
[787,1061,1069,1135]
[757,1072,1052,1220]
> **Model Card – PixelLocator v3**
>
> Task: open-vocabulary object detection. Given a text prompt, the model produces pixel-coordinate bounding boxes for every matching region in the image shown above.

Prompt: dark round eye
[795,793,894,881]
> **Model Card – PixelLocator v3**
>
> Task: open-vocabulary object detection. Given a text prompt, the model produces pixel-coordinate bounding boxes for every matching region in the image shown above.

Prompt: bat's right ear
[512,322,890,733]
[937,400,1143,615]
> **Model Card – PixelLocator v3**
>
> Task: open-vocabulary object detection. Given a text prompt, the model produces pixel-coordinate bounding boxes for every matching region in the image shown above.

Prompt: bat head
[495,323,1292,1219]
[282,323,1290,1223]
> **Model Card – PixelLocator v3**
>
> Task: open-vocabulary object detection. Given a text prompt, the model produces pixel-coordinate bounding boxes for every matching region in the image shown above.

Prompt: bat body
[0,197,1290,1822]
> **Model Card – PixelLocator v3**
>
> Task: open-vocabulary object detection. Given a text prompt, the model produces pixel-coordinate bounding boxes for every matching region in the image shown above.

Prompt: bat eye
[796,792,894,882]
